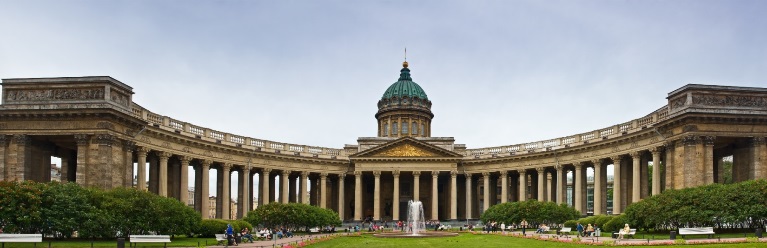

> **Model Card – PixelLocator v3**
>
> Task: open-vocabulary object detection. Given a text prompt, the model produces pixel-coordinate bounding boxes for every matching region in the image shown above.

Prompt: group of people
[535,224,551,234]
[575,222,598,237]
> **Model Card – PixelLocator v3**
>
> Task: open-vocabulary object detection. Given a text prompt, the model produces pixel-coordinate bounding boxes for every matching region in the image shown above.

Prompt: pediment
[351,137,462,159]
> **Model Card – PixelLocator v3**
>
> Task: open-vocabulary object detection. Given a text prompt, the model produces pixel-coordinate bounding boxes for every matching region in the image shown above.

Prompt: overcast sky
[2,0,766,201]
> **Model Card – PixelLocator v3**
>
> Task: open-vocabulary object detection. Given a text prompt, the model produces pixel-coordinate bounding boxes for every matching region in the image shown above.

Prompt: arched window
[402,121,408,134]
[383,122,389,136]
[412,122,418,135]
[392,122,398,134]
[421,124,425,135]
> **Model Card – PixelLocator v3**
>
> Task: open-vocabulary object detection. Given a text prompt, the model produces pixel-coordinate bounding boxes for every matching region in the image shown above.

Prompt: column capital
[754,136,767,146]
[682,135,700,146]
[353,170,362,176]
[574,162,583,169]
[222,163,233,171]
[630,151,643,159]
[201,159,212,168]
[301,171,309,176]
[158,151,172,160]
[413,171,421,176]
[179,155,192,164]
[535,167,544,173]
[451,170,458,177]
[611,156,623,164]
[122,140,136,151]
[393,170,400,177]
[262,167,272,173]
[591,158,602,166]
[464,172,472,178]
[517,169,526,175]
[431,171,439,177]
[95,134,116,146]
[650,146,664,154]
[137,146,150,155]
[73,134,89,146]
[481,172,489,177]
[338,173,346,179]
[281,169,291,175]
[321,172,330,178]
[703,136,716,146]
[500,170,508,176]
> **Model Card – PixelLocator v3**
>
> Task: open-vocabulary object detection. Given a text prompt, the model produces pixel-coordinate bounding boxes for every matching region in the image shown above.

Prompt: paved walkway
[497,230,759,245]
[206,233,341,248]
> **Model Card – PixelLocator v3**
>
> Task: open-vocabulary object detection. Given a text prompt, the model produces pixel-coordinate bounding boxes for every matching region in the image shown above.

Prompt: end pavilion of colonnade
[1,63,766,223]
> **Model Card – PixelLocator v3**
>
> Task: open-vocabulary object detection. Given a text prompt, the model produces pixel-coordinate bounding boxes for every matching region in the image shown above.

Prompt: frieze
[96,121,115,130]
[670,97,687,110]
[161,141,172,149]
[5,88,104,102]
[371,143,438,157]
[0,123,6,129]
[109,89,130,107]
[138,136,151,144]
[692,94,767,108]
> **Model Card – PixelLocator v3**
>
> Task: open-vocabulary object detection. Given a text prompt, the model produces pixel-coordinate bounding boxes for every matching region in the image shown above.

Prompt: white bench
[679,227,715,239]
[215,234,227,245]
[613,229,636,239]
[558,227,572,237]
[0,234,43,246]
[309,227,320,233]
[129,235,171,248]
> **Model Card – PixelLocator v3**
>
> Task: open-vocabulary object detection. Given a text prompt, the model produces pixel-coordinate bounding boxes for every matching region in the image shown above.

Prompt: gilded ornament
[372,143,437,157]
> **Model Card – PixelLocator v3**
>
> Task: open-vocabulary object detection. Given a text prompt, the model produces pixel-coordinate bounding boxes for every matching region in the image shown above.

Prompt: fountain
[373,200,458,238]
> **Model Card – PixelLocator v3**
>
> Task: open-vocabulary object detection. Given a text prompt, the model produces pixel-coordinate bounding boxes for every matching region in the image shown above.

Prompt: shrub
[563,220,577,228]
[195,219,229,237]
[603,214,629,233]
[479,200,579,226]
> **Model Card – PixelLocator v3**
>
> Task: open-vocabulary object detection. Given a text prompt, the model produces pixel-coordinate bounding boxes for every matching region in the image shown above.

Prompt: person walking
[520,219,529,236]
[226,224,237,246]
[576,222,584,237]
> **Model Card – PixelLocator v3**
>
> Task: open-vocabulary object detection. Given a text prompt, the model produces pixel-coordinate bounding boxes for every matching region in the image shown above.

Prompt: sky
[2,0,766,201]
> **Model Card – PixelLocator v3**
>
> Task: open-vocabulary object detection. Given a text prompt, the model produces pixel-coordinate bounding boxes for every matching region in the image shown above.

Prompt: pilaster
[74,134,89,185]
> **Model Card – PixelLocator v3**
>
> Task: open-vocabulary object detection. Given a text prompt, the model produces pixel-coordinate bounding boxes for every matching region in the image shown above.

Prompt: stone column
[200,160,211,219]
[612,156,623,214]
[537,168,546,201]
[518,170,527,201]
[354,171,362,221]
[301,171,309,204]
[546,174,553,202]
[158,152,171,197]
[431,171,439,220]
[373,171,381,220]
[179,156,191,206]
[136,147,149,190]
[0,136,6,181]
[261,168,271,205]
[500,171,508,203]
[651,148,662,195]
[482,172,490,212]
[238,165,250,218]
[574,162,584,214]
[393,170,400,221]
[338,173,345,220]
[413,171,421,201]
[631,152,642,203]
[74,134,90,186]
[450,170,458,220]
[281,170,291,204]
[753,137,766,181]
[221,163,232,220]
[122,141,135,187]
[556,166,564,204]
[703,136,716,184]
[593,159,603,215]
[321,172,329,209]
[465,173,472,219]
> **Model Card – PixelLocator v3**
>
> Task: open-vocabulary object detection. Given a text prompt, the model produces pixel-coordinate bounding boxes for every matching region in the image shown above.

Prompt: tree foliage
[479,200,579,226]
[244,203,341,230]
[625,179,767,231]
[0,181,201,238]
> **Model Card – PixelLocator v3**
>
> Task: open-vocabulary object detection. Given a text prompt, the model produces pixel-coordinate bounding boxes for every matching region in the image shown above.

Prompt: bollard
[117,238,125,248]
[669,231,676,240]
[757,228,763,238]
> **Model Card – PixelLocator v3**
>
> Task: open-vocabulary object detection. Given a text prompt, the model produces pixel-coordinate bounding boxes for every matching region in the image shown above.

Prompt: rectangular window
[412,122,418,134]
[402,122,408,134]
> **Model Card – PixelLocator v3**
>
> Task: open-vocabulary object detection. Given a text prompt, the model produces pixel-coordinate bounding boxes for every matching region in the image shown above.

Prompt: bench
[613,229,636,239]
[0,234,42,247]
[129,235,171,248]
[215,234,227,246]
[679,227,715,239]
[309,227,320,233]
[558,227,572,237]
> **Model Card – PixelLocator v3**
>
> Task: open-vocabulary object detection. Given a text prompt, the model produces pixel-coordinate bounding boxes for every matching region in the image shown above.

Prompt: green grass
[1,237,216,247]
[305,233,767,248]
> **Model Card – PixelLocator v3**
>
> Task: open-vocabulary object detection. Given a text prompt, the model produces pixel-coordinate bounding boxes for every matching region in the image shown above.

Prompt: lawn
[305,233,767,248]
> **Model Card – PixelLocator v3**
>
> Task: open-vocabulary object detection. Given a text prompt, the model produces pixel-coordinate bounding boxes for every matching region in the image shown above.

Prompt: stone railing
[465,105,670,159]
[129,104,347,160]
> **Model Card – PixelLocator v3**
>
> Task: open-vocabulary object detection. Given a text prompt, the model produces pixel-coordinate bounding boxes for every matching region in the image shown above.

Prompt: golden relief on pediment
[371,144,438,157]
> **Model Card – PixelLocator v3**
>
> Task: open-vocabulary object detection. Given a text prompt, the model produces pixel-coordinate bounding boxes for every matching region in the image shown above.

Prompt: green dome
[381,66,428,100]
